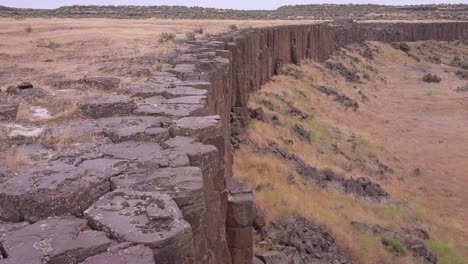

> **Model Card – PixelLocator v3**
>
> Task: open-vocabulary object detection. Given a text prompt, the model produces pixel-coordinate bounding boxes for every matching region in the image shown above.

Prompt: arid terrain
[0,5,467,264]
[234,40,468,264]
[0,4,467,20]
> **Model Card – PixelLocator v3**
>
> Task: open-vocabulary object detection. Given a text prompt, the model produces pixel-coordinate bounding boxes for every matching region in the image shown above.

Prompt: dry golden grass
[0,18,322,89]
[234,41,468,264]
[0,151,29,170]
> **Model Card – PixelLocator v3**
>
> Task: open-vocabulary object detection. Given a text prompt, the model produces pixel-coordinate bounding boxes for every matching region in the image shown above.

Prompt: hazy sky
[2,0,467,10]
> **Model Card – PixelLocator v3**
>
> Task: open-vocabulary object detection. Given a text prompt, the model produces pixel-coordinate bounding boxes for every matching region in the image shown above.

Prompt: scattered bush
[422,73,441,83]
[24,26,33,33]
[228,24,239,31]
[391,42,410,52]
[430,55,441,64]
[193,27,204,34]
[455,70,468,80]
[381,235,407,257]
[185,32,196,41]
[158,32,176,43]
[452,56,468,69]
[455,84,468,93]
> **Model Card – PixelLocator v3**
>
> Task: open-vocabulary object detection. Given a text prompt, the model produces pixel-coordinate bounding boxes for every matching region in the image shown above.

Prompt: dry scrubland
[0,18,320,125]
[0,18,321,87]
[233,41,468,264]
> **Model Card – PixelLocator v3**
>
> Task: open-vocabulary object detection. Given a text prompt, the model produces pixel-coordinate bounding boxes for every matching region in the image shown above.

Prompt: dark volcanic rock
[79,96,136,118]
[135,95,207,117]
[257,217,349,264]
[0,104,18,121]
[292,124,311,142]
[0,158,125,222]
[85,189,195,264]
[0,216,113,264]
[96,116,170,143]
[79,77,121,90]
[81,244,156,264]
[17,82,33,90]
[315,85,359,111]
[324,61,360,82]
[343,177,389,200]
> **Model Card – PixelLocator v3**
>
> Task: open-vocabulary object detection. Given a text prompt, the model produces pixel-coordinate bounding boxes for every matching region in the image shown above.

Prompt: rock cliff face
[167,21,467,264]
[0,22,466,264]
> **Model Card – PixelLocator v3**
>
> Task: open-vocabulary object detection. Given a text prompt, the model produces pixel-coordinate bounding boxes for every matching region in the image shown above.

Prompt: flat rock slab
[102,141,189,170]
[96,116,170,143]
[79,77,121,90]
[0,216,113,264]
[135,96,206,117]
[85,189,195,264]
[169,115,222,141]
[81,244,155,264]
[0,104,18,121]
[128,84,208,99]
[46,120,104,139]
[80,96,136,118]
[0,158,125,222]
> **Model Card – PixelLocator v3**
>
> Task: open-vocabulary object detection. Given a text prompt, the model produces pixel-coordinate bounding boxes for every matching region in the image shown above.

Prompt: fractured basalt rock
[81,244,155,264]
[96,116,170,143]
[0,104,19,121]
[79,77,121,90]
[0,158,125,222]
[127,84,208,99]
[257,217,350,264]
[0,216,113,264]
[134,95,207,117]
[84,189,195,264]
[79,96,136,118]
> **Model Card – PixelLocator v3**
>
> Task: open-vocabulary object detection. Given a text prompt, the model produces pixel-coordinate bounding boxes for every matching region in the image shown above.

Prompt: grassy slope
[233,41,468,264]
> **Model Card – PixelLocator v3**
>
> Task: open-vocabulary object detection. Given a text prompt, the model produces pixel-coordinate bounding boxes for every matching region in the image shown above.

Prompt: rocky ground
[233,40,468,264]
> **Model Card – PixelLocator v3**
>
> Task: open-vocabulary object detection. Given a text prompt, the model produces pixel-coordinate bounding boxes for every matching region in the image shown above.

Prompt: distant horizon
[1,1,467,11]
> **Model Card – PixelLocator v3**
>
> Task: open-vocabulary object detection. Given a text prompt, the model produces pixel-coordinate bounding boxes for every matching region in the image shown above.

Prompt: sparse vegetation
[381,235,407,257]
[228,24,238,31]
[391,42,410,53]
[185,31,196,41]
[193,27,204,34]
[24,26,33,33]
[422,73,441,83]
[158,32,176,43]
[0,153,29,170]
[452,56,468,69]
[455,84,468,92]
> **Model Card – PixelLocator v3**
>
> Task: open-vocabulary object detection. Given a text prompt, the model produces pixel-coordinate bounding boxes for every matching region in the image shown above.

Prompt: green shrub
[158,32,176,43]
[381,235,407,257]
[24,26,33,33]
[185,32,196,41]
[423,74,441,83]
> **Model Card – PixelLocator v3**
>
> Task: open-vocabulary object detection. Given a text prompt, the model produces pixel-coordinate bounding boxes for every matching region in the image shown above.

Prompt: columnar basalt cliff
[0,22,466,264]
[167,21,467,264]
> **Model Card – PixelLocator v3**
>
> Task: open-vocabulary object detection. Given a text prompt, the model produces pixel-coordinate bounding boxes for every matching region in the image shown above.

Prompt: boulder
[0,104,18,121]
[85,189,195,264]
[0,216,113,264]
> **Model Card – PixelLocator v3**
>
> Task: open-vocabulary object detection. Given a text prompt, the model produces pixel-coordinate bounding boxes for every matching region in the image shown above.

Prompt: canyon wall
[168,21,467,264]
[0,22,465,264]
